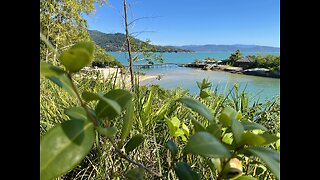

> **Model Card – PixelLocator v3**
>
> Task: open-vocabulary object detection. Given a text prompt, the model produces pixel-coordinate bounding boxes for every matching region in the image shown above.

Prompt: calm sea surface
[109,52,280,102]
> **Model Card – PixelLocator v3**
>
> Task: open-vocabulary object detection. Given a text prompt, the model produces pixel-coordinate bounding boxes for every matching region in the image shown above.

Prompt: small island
[180,50,280,78]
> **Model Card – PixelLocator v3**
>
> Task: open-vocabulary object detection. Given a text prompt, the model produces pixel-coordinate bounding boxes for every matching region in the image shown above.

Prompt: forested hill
[89,30,193,52]
[177,44,280,52]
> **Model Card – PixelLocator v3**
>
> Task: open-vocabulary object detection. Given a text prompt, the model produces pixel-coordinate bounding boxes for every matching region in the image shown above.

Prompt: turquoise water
[108,52,280,102]
[109,51,280,65]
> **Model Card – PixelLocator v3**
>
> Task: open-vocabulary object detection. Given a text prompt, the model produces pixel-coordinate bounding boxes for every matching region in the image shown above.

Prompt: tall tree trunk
[123,0,134,90]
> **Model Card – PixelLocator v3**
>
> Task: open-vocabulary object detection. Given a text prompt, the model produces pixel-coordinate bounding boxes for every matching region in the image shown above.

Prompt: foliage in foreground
[40,41,280,180]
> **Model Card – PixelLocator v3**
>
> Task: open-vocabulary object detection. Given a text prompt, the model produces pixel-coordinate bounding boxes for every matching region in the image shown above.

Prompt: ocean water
[108,52,280,102]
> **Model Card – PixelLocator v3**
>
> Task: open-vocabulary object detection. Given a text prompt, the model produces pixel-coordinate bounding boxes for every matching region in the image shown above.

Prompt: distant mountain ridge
[88,30,192,52]
[176,44,280,52]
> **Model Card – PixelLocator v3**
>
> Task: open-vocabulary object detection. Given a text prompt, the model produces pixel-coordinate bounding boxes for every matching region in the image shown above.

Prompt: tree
[228,49,243,62]
[40,0,107,64]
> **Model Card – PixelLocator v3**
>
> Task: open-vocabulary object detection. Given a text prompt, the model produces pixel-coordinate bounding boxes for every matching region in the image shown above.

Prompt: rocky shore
[180,60,280,78]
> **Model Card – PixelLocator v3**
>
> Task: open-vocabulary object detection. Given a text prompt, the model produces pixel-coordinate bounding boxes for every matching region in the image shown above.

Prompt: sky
[82,0,280,47]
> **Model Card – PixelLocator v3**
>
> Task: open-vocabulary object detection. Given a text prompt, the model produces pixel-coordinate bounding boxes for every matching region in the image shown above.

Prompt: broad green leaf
[125,167,145,180]
[64,107,87,121]
[95,89,132,119]
[206,123,222,139]
[219,106,239,127]
[235,176,258,180]
[171,117,181,128]
[40,119,94,180]
[200,90,210,99]
[222,133,233,145]
[59,47,92,73]
[178,97,214,123]
[82,91,104,102]
[125,134,145,154]
[231,118,244,144]
[96,126,117,138]
[59,41,95,73]
[40,61,65,77]
[239,132,265,146]
[191,119,206,132]
[181,122,190,136]
[185,132,231,158]
[246,146,280,180]
[71,41,95,56]
[174,162,200,180]
[259,133,280,145]
[166,118,176,136]
[174,129,185,137]
[40,61,76,97]
[241,121,267,131]
[120,101,134,141]
[166,140,178,157]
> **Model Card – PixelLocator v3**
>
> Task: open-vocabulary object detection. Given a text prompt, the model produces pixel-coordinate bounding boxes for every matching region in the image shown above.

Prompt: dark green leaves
[241,121,267,131]
[125,168,145,180]
[82,91,121,117]
[174,162,200,180]
[125,134,145,154]
[178,97,214,123]
[246,146,280,180]
[64,107,87,121]
[218,106,241,127]
[120,101,134,141]
[40,119,95,180]
[185,132,231,158]
[40,61,76,97]
[95,89,132,120]
[231,118,244,144]
[166,140,178,157]
[235,176,258,180]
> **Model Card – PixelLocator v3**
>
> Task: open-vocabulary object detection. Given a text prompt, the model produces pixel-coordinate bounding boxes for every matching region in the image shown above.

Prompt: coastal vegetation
[89,30,193,52]
[40,1,280,180]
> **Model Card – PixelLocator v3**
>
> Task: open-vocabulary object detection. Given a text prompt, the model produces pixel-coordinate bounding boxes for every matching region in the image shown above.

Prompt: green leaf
[222,133,233,145]
[125,167,145,180]
[166,140,178,157]
[59,41,95,73]
[206,123,222,139]
[218,106,239,127]
[178,97,214,123]
[40,61,65,77]
[166,118,176,137]
[246,146,280,180]
[71,41,95,56]
[239,132,265,146]
[64,107,87,121]
[185,132,231,158]
[82,92,121,116]
[40,119,94,180]
[96,126,117,138]
[174,162,200,180]
[96,89,132,119]
[120,101,134,141]
[174,129,185,137]
[241,121,267,131]
[191,119,206,132]
[171,117,181,128]
[40,61,76,97]
[259,133,280,145]
[181,122,190,136]
[200,90,210,99]
[82,91,104,102]
[231,118,244,144]
[235,176,258,180]
[125,134,145,154]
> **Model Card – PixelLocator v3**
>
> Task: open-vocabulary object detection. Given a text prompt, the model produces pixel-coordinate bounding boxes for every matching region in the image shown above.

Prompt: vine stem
[67,72,162,178]
[109,138,162,178]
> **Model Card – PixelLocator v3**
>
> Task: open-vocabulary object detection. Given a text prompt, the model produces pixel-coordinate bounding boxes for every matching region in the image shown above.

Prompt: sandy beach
[82,67,158,84]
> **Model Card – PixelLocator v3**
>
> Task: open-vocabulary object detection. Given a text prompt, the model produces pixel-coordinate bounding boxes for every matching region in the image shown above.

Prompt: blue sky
[82,0,280,47]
